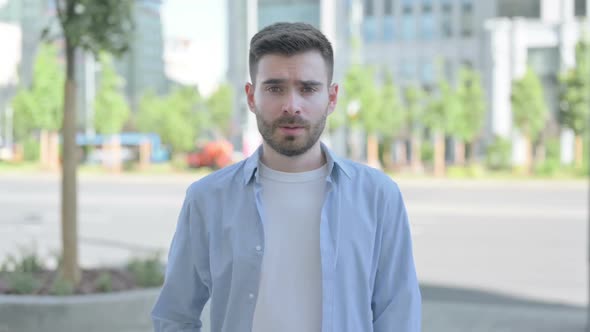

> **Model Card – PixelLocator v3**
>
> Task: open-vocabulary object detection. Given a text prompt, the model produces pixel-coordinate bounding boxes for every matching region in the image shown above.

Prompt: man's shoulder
[185,160,246,199]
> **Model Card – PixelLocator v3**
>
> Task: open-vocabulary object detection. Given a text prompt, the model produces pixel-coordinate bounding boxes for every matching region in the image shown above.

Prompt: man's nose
[281,91,302,115]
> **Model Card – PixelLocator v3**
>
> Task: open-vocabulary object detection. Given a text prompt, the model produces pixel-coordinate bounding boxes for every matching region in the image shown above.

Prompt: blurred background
[0,0,588,331]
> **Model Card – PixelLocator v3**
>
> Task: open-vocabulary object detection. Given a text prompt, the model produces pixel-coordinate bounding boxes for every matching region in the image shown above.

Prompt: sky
[161,0,228,96]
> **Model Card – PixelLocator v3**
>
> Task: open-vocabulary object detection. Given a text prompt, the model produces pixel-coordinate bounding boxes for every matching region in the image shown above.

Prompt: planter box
[0,288,160,332]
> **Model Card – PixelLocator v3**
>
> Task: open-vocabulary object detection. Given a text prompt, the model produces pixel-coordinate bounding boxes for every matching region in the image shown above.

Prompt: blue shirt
[151,144,421,332]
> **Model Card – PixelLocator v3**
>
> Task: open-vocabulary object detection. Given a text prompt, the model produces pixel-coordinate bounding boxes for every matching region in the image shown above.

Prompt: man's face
[245,51,338,157]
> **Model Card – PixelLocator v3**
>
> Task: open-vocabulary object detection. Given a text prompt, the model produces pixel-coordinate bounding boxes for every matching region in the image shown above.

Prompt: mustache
[273,115,309,127]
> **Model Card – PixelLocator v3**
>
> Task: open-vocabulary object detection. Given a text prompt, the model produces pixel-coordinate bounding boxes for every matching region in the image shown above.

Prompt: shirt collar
[242,142,352,185]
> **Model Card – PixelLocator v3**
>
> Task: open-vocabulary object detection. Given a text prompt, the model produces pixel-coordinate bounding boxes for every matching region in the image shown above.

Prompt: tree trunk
[367,133,381,169]
[396,139,408,167]
[40,130,49,168]
[411,133,423,173]
[112,134,122,173]
[48,131,59,171]
[455,139,465,166]
[575,135,583,169]
[434,132,446,177]
[61,42,80,285]
[139,139,151,170]
[523,135,532,175]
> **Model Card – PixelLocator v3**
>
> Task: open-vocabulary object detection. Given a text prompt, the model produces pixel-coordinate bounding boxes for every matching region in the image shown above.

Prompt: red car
[187,140,234,169]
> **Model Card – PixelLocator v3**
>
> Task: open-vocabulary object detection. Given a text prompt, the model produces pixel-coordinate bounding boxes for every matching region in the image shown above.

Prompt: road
[0,173,587,331]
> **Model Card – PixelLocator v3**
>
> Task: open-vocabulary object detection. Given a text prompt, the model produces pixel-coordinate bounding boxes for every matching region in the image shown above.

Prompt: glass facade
[420,11,436,40]
[363,16,379,42]
[401,13,416,40]
[258,1,320,29]
[383,15,395,41]
[460,0,473,38]
[497,0,540,18]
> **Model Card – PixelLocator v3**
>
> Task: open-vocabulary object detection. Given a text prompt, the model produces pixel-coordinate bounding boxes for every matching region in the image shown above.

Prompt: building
[227,0,589,164]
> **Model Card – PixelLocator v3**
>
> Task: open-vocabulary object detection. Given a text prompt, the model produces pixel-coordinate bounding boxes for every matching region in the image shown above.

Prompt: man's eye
[302,86,317,93]
[267,86,282,93]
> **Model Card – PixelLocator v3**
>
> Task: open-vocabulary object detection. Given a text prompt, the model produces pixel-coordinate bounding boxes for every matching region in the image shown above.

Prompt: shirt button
[255,245,262,251]
[249,293,255,299]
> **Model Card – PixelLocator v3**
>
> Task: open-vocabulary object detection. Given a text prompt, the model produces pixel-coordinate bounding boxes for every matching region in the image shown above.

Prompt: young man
[151,22,421,332]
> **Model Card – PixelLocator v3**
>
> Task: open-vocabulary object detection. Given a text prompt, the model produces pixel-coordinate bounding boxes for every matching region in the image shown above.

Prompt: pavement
[0,173,587,331]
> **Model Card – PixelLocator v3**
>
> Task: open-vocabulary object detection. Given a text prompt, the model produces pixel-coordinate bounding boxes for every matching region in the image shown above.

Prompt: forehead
[255,51,328,84]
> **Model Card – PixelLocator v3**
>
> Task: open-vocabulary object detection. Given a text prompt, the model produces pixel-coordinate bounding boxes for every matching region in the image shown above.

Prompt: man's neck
[260,142,326,173]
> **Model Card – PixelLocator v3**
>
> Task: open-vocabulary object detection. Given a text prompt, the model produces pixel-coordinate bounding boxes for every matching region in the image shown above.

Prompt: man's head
[246,22,338,158]
[249,22,334,85]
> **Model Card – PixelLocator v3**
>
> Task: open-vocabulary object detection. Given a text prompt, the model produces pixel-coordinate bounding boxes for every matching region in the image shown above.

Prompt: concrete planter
[0,288,160,332]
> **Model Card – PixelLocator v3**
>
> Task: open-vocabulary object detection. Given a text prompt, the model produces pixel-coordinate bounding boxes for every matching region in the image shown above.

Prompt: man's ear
[327,83,339,115]
[245,82,256,113]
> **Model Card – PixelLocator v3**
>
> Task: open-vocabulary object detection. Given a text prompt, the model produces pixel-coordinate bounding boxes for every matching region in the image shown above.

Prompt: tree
[559,38,590,168]
[423,77,460,177]
[403,85,425,172]
[340,64,371,162]
[54,0,134,284]
[378,72,405,169]
[206,83,234,139]
[11,43,64,169]
[137,87,207,154]
[93,52,131,172]
[453,67,486,165]
[511,67,548,173]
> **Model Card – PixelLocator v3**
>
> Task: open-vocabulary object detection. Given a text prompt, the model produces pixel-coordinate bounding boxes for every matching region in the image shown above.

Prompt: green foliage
[54,0,134,57]
[453,68,486,142]
[95,272,112,293]
[0,247,45,273]
[379,72,406,139]
[559,38,590,136]
[486,136,512,170]
[22,136,41,162]
[11,43,64,138]
[403,85,425,135]
[423,76,459,133]
[421,140,434,164]
[93,53,130,135]
[511,67,548,139]
[126,255,164,288]
[137,87,208,153]
[50,273,75,295]
[534,138,561,176]
[207,83,234,138]
[8,272,40,294]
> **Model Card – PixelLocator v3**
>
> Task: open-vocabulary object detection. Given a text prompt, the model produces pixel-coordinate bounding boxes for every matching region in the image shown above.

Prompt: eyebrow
[261,79,323,86]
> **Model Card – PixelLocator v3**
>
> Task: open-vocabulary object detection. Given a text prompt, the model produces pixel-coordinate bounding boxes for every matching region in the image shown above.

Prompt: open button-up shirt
[151,143,421,332]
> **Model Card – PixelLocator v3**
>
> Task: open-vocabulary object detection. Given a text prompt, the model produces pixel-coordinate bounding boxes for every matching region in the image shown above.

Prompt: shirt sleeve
[372,183,422,332]
[151,192,210,332]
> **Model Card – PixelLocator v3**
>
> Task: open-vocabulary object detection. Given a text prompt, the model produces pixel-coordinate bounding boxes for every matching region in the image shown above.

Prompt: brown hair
[249,22,334,84]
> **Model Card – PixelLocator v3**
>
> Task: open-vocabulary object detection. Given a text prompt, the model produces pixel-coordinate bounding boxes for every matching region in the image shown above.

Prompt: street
[0,173,587,331]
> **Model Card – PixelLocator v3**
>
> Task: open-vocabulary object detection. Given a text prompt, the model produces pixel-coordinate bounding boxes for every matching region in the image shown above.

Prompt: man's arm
[372,183,421,332]
[151,192,210,332]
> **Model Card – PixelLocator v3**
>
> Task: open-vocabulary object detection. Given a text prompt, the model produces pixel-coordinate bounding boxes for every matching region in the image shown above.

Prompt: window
[400,58,417,81]
[402,0,413,13]
[497,0,540,18]
[441,0,453,12]
[421,0,432,12]
[441,13,453,38]
[575,0,587,17]
[460,0,473,37]
[384,0,394,15]
[420,12,436,40]
[420,58,434,84]
[363,16,379,42]
[364,0,374,16]
[383,15,395,41]
[401,14,416,40]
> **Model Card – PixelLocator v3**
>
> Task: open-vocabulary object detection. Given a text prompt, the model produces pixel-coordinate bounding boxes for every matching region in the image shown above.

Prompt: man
[151,22,421,332]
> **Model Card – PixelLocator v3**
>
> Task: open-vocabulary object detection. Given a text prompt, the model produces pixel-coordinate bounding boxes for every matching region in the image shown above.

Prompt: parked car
[187,140,234,169]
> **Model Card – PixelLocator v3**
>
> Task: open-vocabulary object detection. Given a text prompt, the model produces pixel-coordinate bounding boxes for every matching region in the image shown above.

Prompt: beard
[255,109,327,157]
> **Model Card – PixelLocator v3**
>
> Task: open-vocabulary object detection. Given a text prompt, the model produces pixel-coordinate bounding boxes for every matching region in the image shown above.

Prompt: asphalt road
[0,173,587,331]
